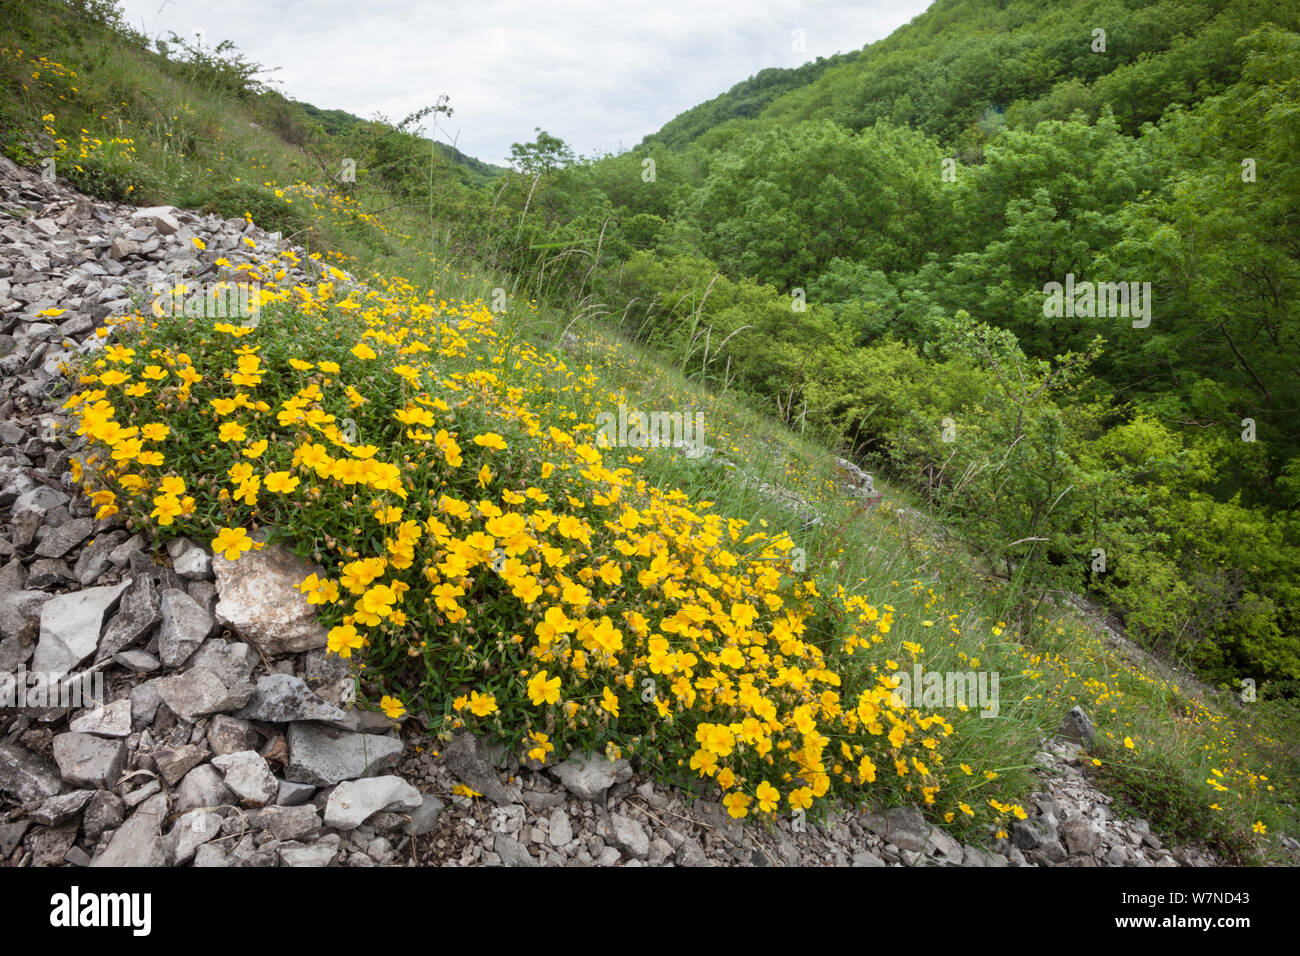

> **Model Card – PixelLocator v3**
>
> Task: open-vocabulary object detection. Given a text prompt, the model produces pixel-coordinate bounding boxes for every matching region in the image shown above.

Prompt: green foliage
[153,32,270,99]
[687,120,951,289]
[191,182,307,237]
[1087,742,1259,863]
[59,146,159,202]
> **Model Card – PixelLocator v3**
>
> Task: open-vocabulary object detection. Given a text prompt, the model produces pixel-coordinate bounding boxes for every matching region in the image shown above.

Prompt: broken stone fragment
[212,545,328,656]
[31,579,131,679]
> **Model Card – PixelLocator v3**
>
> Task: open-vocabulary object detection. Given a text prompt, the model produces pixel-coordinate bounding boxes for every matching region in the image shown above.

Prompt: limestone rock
[212,545,328,656]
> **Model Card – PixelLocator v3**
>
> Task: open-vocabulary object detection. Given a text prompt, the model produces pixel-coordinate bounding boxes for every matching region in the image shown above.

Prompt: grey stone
[91,792,167,867]
[212,544,329,656]
[167,537,212,580]
[154,667,252,720]
[52,732,126,788]
[1057,706,1096,748]
[249,804,321,841]
[0,556,26,594]
[158,587,212,667]
[165,808,223,864]
[927,825,965,862]
[74,531,127,586]
[285,722,402,786]
[0,820,32,857]
[549,807,573,847]
[68,698,132,737]
[130,206,181,235]
[113,649,160,672]
[276,778,316,807]
[207,714,260,755]
[173,763,233,814]
[96,574,160,660]
[494,833,538,867]
[12,485,68,519]
[1012,819,1068,864]
[26,558,75,590]
[26,822,80,866]
[82,789,125,842]
[324,775,421,830]
[130,679,163,727]
[186,579,218,615]
[549,752,624,802]
[33,516,92,558]
[408,794,445,835]
[30,788,95,826]
[186,639,255,688]
[864,806,931,854]
[211,749,278,806]
[31,579,131,678]
[107,533,146,567]
[441,731,513,803]
[234,673,347,723]
[1062,816,1102,856]
[278,841,337,867]
[0,633,33,671]
[151,743,210,786]
[0,589,50,642]
[122,780,162,806]
[192,843,231,867]
[675,839,709,867]
[608,812,650,859]
[520,788,566,811]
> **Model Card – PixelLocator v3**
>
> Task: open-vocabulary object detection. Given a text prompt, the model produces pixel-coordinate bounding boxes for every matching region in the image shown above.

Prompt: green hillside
[643,0,1294,154]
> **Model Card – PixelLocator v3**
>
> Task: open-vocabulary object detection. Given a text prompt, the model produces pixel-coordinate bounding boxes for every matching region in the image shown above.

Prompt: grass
[3,0,1298,862]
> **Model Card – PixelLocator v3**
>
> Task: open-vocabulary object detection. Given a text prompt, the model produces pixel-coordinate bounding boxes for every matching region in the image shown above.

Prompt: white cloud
[114,0,931,163]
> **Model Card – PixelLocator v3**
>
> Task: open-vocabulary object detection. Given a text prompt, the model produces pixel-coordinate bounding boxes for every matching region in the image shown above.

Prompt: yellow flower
[468,691,497,717]
[327,623,365,658]
[264,471,300,494]
[211,526,253,560]
[787,787,813,811]
[218,422,247,443]
[527,670,562,706]
[599,686,620,717]
[722,792,750,819]
[350,342,377,360]
[379,695,406,720]
[473,432,507,450]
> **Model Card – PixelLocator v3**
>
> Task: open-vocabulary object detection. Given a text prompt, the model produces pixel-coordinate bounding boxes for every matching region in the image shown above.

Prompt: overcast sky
[114,0,931,165]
